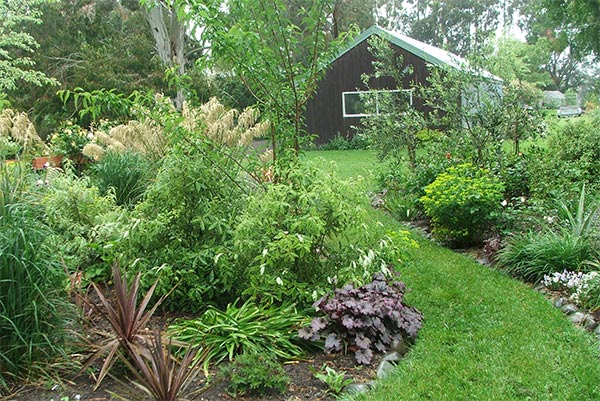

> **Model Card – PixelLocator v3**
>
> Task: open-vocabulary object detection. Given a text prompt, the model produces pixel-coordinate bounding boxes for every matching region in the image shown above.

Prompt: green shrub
[89,150,153,207]
[40,170,121,282]
[496,152,531,200]
[420,163,505,245]
[496,231,596,283]
[124,138,248,310]
[233,162,393,305]
[219,352,289,397]
[0,164,69,390]
[529,111,600,198]
[319,134,369,150]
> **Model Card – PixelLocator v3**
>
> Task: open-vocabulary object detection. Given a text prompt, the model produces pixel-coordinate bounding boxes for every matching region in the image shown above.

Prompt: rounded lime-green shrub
[420,163,504,246]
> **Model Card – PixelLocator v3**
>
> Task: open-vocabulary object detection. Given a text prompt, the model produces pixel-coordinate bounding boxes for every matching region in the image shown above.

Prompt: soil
[6,352,381,401]
[3,291,383,401]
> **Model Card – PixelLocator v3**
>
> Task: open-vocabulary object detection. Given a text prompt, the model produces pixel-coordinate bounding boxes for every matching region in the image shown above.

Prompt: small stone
[552,297,565,308]
[391,338,408,356]
[345,383,371,395]
[567,312,586,325]
[582,314,598,331]
[377,360,396,379]
[382,351,400,363]
[560,303,579,315]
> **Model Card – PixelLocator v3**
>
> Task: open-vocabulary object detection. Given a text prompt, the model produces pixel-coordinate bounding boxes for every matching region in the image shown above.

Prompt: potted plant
[49,121,93,168]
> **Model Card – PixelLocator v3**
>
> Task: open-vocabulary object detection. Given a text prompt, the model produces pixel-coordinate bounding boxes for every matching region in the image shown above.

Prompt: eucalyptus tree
[537,0,600,59]
[399,0,523,56]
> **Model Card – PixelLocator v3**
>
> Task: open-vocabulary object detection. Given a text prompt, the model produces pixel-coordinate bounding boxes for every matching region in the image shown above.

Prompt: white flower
[275,276,283,285]
[501,199,508,207]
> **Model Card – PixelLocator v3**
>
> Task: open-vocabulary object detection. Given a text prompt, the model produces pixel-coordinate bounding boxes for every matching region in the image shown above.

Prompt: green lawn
[305,149,600,401]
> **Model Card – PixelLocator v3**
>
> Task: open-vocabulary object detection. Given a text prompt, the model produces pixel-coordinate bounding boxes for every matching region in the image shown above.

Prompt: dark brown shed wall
[305,38,432,144]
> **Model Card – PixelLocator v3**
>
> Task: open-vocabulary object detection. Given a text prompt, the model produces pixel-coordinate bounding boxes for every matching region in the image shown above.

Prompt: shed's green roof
[337,26,502,82]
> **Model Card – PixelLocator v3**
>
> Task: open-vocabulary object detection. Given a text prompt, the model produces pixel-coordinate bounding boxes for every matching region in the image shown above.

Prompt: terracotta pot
[32,155,63,170]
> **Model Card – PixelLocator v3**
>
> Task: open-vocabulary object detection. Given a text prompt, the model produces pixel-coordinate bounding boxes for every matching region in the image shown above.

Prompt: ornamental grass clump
[299,272,423,365]
[0,163,69,392]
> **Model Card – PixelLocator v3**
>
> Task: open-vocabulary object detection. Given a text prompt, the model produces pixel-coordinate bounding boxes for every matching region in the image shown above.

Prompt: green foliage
[89,150,153,207]
[495,152,531,200]
[497,185,599,283]
[529,111,600,198]
[169,299,308,376]
[48,121,91,158]
[0,163,69,390]
[0,136,20,159]
[540,0,600,58]
[219,352,289,397]
[0,0,58,94]
[360,35,426,169]
[420,163,505,245]
[557,184,599,239]
[124,137,249,310]
[312,364,353,395]
[206,0,352,156]
[40,170,121,282]
[233,162,376,305]
[496,231,596,283]
[319,134,369,151]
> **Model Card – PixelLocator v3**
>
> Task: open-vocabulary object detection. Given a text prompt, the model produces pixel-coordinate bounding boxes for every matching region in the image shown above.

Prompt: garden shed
[305,25,501,144]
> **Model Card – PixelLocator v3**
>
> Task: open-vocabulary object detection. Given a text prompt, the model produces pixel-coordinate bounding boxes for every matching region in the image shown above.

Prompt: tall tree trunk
[145,1,185,109]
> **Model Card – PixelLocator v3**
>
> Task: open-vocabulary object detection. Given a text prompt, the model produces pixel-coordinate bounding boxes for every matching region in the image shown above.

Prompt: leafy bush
[0,164,69,390]
[168,299,308,375]
[233,162,366,305]
[420,163,504,245]
[89,150,153,207]
[529,111,600,198]
[219,352,289,397]
[299,272,423,365]
[124,138,249,310]
[319,134,369,150]
[40,170,121,282]
[496,231,596,283]
[496,152,531,200]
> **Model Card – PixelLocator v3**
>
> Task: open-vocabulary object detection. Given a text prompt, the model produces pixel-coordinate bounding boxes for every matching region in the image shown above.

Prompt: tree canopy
[0,0,57,95]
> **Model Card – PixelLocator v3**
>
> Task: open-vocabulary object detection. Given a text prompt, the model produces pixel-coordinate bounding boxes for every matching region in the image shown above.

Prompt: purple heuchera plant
[299,272,423,364]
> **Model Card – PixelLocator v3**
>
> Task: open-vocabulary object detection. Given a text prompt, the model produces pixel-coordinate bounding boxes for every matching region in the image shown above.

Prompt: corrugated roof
[337,25,502,82]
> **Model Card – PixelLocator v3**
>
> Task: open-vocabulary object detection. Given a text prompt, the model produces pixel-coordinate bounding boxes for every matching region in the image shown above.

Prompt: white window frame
[342,89,413,118]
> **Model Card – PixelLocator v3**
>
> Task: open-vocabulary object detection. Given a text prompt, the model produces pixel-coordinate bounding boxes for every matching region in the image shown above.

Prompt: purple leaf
[311,317,328,332]
[355,347,373,365]
[354,334,371,349]
[298,326,313,340]
[325,333,342,352]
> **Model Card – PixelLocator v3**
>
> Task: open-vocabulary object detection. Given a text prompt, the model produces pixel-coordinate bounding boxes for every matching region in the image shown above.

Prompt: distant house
[305,26,501,144]
[543,91,565,108]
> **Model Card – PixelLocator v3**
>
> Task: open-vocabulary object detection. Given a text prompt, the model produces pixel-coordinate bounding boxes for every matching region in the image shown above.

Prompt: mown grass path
[305,150,600,401]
